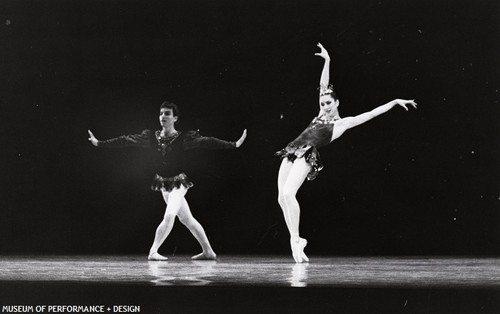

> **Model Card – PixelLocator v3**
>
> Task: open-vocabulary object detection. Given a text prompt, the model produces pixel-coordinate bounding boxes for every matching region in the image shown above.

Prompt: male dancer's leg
[148,186,187,261]
[177,198,217,260]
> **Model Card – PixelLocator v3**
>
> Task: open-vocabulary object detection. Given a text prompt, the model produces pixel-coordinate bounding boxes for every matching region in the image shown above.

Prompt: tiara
[319,84,334,96]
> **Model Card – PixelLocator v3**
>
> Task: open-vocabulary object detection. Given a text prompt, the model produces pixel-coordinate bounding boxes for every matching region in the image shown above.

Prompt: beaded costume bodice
[155,130,181,157]
[290,115,338,149]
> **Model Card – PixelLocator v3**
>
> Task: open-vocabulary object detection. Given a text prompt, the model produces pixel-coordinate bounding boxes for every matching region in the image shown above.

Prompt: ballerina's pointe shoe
[148,252,168,261]
[291,238,309,263]
[298,238,309,262]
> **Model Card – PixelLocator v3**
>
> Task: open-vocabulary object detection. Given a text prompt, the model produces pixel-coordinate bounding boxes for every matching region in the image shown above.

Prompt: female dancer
[88,101,247,261]
[276,43,417,263]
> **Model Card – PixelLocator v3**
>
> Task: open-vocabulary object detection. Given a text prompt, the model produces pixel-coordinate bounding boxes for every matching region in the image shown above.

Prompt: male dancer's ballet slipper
[148,252,168,261]
[192,252,217,260]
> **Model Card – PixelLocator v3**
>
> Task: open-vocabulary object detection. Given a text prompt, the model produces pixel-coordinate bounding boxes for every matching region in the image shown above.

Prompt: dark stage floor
[0,255,499,313]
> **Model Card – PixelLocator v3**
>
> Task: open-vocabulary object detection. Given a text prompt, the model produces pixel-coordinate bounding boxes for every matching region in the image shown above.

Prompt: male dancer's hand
[235,129,247,148]
[88,130,99,147]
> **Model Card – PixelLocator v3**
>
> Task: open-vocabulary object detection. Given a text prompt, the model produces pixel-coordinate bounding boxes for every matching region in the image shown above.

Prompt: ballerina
[276,43,417,263]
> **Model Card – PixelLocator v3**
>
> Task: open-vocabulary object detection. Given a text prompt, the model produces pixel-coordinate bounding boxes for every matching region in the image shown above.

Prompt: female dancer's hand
[392,99,418,111]
[314,42,330,61]
[235,129,247,148]
[88,130,99,146]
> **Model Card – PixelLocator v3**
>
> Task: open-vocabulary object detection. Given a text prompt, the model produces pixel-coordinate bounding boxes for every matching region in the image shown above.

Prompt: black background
[1,0,498,256]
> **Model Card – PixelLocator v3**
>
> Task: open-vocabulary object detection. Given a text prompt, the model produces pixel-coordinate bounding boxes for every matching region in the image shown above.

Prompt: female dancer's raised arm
[315,43,331,92]
[315,43,340,120]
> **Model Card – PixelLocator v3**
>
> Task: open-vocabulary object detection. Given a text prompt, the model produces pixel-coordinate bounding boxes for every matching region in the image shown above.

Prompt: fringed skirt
[275,144,323,181]
[151,173,194,192]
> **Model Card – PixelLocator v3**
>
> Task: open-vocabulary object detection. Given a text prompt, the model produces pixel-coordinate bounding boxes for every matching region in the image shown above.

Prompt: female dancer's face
[159,108,178,128]
[319,94,339,117]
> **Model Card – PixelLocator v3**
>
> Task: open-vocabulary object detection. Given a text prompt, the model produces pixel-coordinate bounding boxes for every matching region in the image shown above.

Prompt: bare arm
[333,99,417,139]
[315,42,331,90]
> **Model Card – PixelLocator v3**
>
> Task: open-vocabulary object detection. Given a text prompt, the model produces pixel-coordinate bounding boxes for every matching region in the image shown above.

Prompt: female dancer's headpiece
[319,84,336,97]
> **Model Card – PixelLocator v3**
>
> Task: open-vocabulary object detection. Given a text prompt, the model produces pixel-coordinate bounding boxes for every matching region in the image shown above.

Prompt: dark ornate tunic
[98,129,236,191]
[276,116,337,181]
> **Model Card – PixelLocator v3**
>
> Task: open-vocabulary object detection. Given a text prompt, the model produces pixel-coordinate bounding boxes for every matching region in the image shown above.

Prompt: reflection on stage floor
[0,255,498,288]
[1,255,499,313]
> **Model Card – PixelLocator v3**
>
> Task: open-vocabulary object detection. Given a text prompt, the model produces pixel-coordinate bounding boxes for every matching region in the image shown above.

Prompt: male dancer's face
[159,108,177,128]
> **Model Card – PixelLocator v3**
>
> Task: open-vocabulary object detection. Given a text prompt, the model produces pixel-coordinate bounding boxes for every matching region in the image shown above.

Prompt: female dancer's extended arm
[332,99,417,140]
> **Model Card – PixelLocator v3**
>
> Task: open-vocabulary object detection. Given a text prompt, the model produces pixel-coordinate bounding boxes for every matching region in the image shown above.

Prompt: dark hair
[160,100,180,117]
[319,84,338,101]
[324,90,338,101]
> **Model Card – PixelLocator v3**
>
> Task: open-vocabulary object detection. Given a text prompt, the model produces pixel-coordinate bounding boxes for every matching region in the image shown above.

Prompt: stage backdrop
[1,0,498,255]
